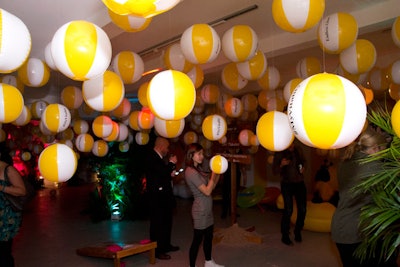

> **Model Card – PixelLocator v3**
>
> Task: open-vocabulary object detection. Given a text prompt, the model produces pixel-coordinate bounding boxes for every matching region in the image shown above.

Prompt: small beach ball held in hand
[209,155,228,174]
[38,144,78,183]
[287,73,366,149]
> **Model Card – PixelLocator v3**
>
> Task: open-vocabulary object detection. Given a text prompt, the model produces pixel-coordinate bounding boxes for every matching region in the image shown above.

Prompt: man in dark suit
[144,137,179,260]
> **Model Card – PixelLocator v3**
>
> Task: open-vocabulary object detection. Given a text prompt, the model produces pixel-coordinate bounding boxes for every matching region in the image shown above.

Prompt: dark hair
[185,143,203,169]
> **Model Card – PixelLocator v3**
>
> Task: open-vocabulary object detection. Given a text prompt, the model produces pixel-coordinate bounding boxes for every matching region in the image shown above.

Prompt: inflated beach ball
[103,121,120,141]
[186,65,204,89]
[209,155,228,174]
[272,0,325,33]
[239,129,255,146]
[180,24,221,64]
[201,84,220,104]
[147,70,196,120]
[61,86,83,110]
[119,141,130,152]
[108,8,152,32]
[389,83,400,101]
[128,110,141,131]
[221,25,258,62]
[38,143,77,183]
[44,42,57,70]
[82,70,125,112]
[135,131,149,145]
[296,57,321,79]
[221,63,248,91]
[112,98,131,119]
[0,8,31,73]
[92,115,113,138]
[138,82,149,107]
[0,75,25,94]
[75,133,94,152]
[224,97,243,118]
[17,58,50,87]
[340,39,376,74]
[51,20,112,81]
[154,117,185,138]
[368,67,390,92]
[42,104,71,133]
[257,66,280,90]
[112,51,144,84]
[183,131,198,145]
[391,100,400,138]
[392,17,400,48]
[283,78,303,103]
[241,94,258,112]
[202,114,227,141]
[388,60,400,85]
[116,123,129,141]
[163,43,193,73]
[237,50,267,81]
[102,0,181,18]
[0,83,24,123]
[317,12,358,54]
[287,73,366,149]
[58,128,74,141]
[256,111,294,151]
[72,119,89,134]
[137,107,154,130]
[12,105,31,126]
[92,140,109,157]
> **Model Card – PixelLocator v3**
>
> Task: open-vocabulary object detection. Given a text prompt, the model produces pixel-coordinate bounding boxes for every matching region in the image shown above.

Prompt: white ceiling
[1,0,400,103]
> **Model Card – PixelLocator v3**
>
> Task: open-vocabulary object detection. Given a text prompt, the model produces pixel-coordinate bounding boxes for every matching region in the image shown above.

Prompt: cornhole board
[76,241,157,267]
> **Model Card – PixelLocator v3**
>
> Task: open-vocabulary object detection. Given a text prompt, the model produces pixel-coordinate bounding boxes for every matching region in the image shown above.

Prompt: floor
[13,183,343,267]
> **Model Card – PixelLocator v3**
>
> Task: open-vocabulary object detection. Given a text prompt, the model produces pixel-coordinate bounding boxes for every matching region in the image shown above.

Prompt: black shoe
[281,236,294,246]
[166,245,180,252]
[156,253,171,260]
[294,231,302,242]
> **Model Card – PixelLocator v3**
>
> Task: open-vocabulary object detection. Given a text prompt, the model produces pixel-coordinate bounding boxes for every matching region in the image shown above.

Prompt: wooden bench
[76,241,157,267]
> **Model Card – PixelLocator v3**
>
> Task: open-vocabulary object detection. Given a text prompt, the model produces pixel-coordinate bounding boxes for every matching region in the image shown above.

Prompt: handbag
[3,165,35,212]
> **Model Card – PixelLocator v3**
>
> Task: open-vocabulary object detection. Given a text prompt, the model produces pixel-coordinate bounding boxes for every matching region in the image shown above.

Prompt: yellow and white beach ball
[391,99,400,138]
[42,104,71,133]
[138,82,149,107]
[17,58,50,87]
[12,105,31,126]
[257,66,281,91]
[112,51,144,84]
[236,50,267,81]
[108,8,152,32]
[0,8,31,73]
[186,65,204,89]
[221,63,248,91]
[82,70,125,112]
[221,25,258,62]
[135,131,149,145]
[283,78,303,103]
[287,73,366,149]
[368,67,390,92]
[92,115,113,138]
[392,17,400,48]
[209,155,228,174]
[128,110,141,131]
[75,133,94,152]
[137,107,155,130]
[388,60,400,85]
[103,121,120,142]
[38,143,77,183]
[224,97,243,118]
[61,86,83,110]
[30,101,48,119]
[183,131,198,145]
[241,94,258,112]
[180,24,221,64]
[72,119,89,134]
[163,43,193,73]
[317,12,358,54]
[51,20,112,81]
[0,75,24,94]
[296,57,321,79]
[116,123,129,141]
[0,83,24,123]
[119,141,130,152]
[201,84,220,104]
[154,117,185,138]
[256,111,294,151]
[272,0,325,33]
[147,70,195,120]
[92,140,109,157]
[239,129,255,146]
[340,39,376,75]
[44,42,57,71]
[58,128,74,141]
[202,114,227,141]
[112,98,131,119]
[102,0,181,18]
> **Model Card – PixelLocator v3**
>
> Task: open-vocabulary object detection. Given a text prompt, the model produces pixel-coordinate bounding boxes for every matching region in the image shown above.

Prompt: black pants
[280,181,307,236]
[0,239,14,267]
[189,225,213,267]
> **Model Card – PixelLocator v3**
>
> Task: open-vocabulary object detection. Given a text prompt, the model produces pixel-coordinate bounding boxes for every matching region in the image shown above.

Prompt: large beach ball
[42,104,72,133]
[221,63,248,91]
[12,105,31,126]
[257,66,281,90]
[340,39,376,74]
[138,82,149,107]
[112,51,144,84]
[154,117,185,138]
[202,114,227,141]
[272,0,325,33]
[283,78,303,103]
[17,58,50,87]
[209,155,228,174]
[72,119,89,134]
[92,115,113,138]
[180,24,221,64]
[256,111,294,151]
[51,20,112,81]
[102,0,181,18]
[0,75,24,94]
[75,133,94,152]
[183,131,198,145]
[163,43,193,73]
[317,12,358,54]
[82,70,125,112]
[201,84,220,104]
[92,140,109,157]
[0,9,31,73]
[296,57,321,79]
[108,9,152,32]
[237,50,267,81]
[38,144,77,183]
[0,83,24,123]
[221,25,258,62]
[147,70,195,120]
[186,65,204,89]
[392,17,400,48]
[287,73,366,149]
[224,97,243,118]
[31,100,48,119]
[61,86,83,110]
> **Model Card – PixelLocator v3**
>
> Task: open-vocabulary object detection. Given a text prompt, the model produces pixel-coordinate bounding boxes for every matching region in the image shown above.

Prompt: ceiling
[2,0,400,105]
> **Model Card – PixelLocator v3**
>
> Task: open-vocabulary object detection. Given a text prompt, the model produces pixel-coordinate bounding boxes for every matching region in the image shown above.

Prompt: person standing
[0,147,26,267]
[144,137,179,260]
[331,127,397,267]
[185,143,224,267]
[273,142,307,246]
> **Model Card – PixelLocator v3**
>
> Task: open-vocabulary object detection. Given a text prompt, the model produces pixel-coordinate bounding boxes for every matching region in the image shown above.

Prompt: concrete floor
[13,183,342,267]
